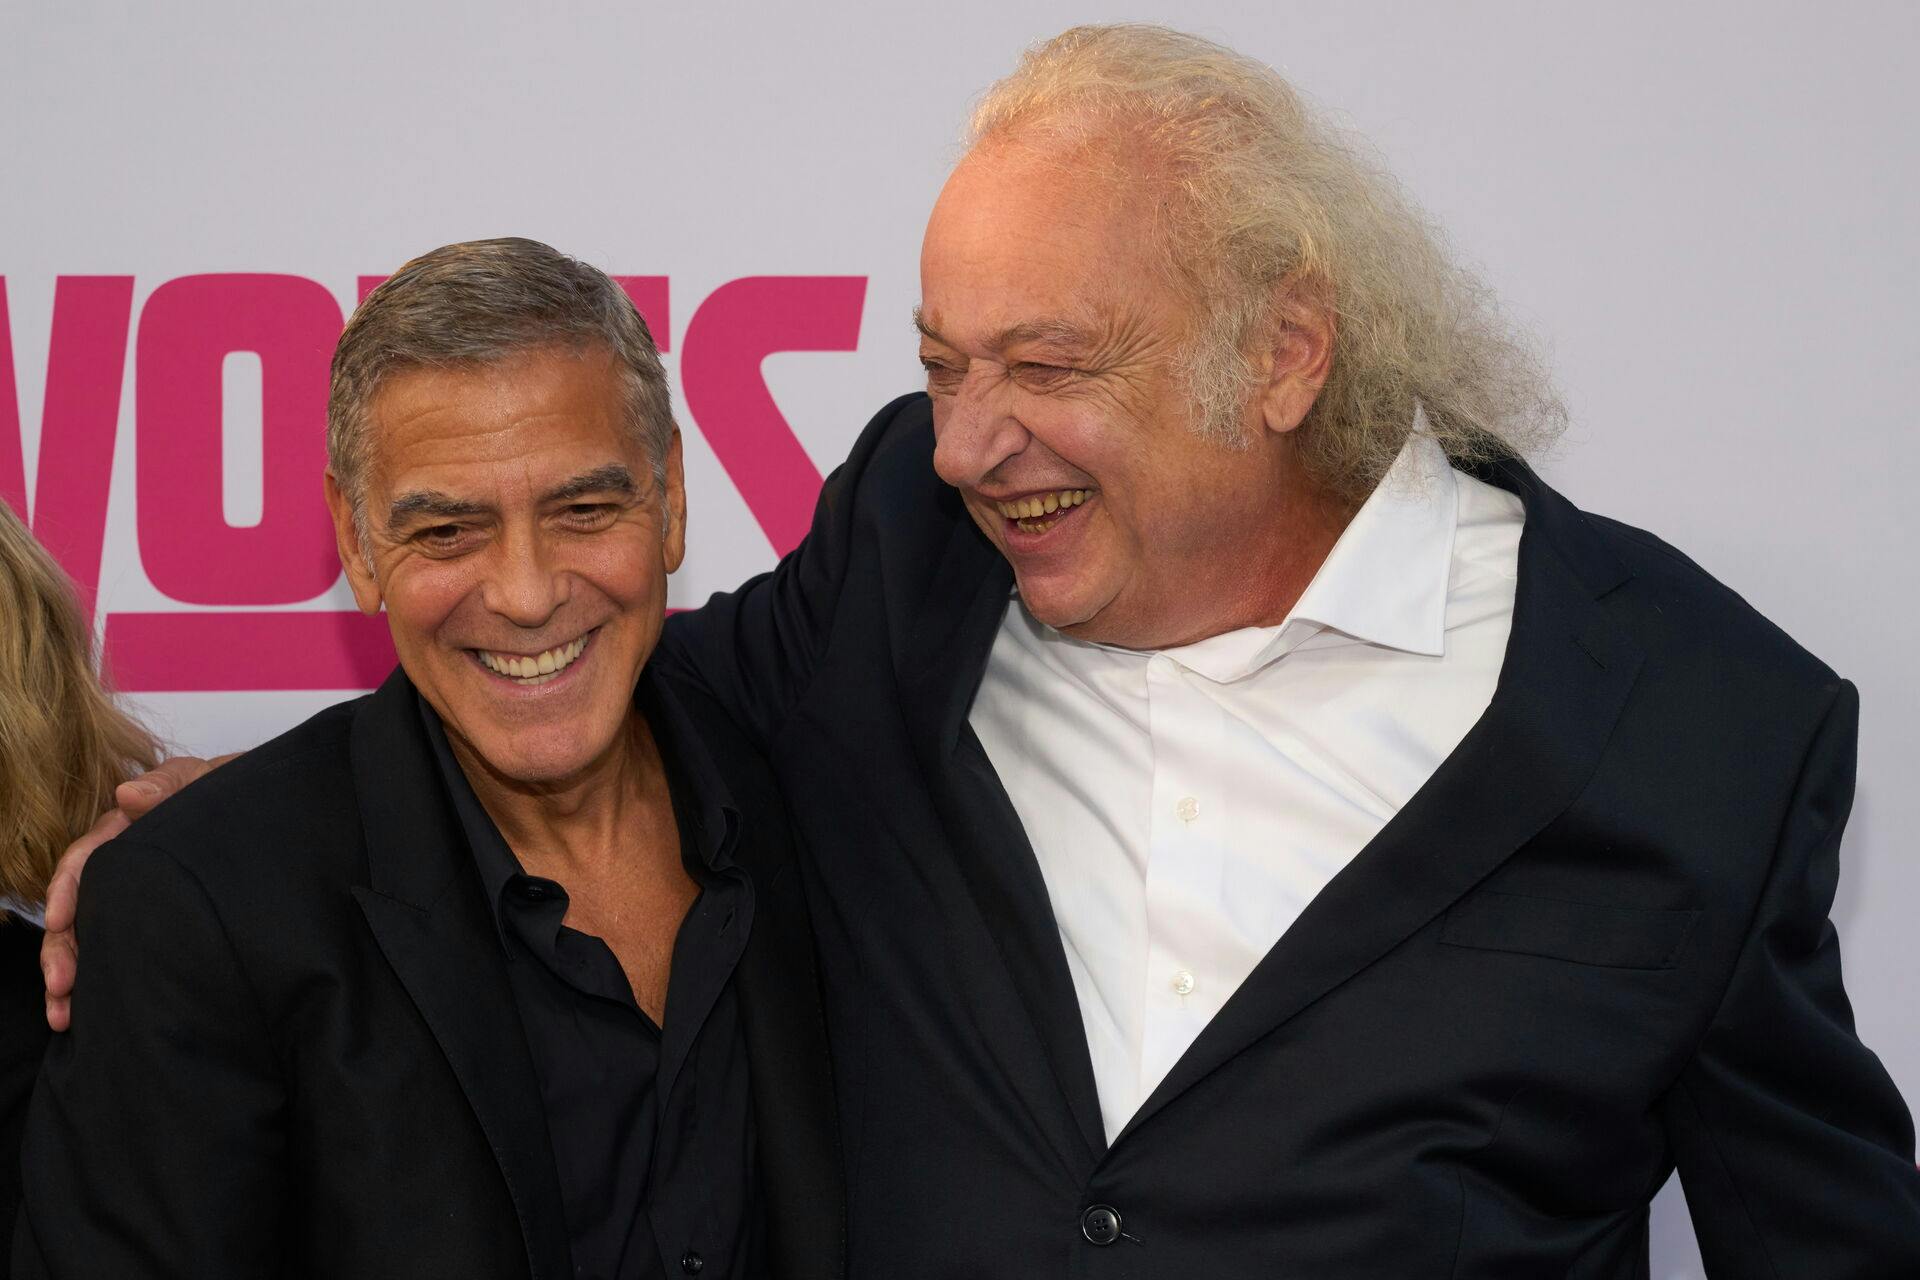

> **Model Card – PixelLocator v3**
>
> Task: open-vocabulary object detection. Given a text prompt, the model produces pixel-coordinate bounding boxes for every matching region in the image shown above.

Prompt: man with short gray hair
[16,238,842,1280]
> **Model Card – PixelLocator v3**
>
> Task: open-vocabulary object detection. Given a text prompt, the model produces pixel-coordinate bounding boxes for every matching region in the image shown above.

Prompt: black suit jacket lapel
[1115,457,1646,1145]
[346,671,572,1280]
[896,511,1110,1170]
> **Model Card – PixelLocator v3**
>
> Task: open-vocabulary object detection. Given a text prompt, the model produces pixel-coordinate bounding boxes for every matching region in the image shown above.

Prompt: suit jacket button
[681,1252,704,1275]
[1081,1204,1122,1245]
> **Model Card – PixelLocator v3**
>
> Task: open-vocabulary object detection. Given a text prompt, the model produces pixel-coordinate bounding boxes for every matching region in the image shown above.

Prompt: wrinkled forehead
[363,351,639,497]
[920,138,1187,349]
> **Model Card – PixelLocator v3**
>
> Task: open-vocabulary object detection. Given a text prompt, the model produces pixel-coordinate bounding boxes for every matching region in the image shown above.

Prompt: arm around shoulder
[13,835,288,1278]
[656,392,929,747]
[1661,680,1920,1276]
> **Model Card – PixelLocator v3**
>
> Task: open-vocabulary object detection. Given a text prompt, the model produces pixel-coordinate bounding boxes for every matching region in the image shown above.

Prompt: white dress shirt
[968,429,1525,1142]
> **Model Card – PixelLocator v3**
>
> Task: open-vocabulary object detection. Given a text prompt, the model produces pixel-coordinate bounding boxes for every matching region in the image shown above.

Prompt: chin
[1014,579,1102,634]
[486,743,600,785]
[465,718,619,785]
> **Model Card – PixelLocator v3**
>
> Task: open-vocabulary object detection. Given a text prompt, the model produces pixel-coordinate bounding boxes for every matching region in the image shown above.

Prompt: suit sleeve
[1661,680,1920,1278]
[11,837,287,1278]
[655,393,920,750]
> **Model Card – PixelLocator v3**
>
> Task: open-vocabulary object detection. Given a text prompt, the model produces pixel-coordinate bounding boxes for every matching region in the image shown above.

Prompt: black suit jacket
[12,668,843,1280]
[657,392,1920,1277]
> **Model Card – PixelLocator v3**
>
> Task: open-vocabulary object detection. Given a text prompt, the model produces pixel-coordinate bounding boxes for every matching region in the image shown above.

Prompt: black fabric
[1,914,49,1275]
[418,677,761,1280]
[12,666,842,1280]
[656,391,1920,1278]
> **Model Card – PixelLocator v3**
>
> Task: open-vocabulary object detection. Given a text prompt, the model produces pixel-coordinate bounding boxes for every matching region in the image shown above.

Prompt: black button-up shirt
[419,672,760,1280]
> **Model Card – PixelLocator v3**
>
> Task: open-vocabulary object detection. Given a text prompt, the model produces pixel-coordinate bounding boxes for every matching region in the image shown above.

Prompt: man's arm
[1661,681,1920,1276]
[14,836,287,1277]
[655,392,923,748]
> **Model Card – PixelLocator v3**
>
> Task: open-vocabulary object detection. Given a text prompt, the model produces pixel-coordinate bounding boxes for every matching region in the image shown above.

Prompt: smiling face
[325,345,683,789]
[918,138,1337,649]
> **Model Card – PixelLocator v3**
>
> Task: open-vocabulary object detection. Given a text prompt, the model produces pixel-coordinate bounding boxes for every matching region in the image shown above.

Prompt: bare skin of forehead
[918,129,1191,364]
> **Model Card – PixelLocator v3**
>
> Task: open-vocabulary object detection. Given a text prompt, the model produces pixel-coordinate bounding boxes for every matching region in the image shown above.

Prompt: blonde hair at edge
[0,502,159,918]
[967,24,1567,503]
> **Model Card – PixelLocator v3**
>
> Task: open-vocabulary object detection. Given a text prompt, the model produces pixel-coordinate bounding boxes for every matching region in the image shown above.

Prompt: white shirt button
[1171,970,1196,996]
[1175,795,1200,823]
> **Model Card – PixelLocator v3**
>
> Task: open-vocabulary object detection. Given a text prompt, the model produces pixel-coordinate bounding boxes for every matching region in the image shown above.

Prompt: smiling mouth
[993,488,1095,535]
[471,628,596,686]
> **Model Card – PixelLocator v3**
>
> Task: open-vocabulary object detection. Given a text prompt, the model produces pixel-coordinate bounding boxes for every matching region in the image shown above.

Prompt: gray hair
[328,237,673,536]
[967,24,1566,502]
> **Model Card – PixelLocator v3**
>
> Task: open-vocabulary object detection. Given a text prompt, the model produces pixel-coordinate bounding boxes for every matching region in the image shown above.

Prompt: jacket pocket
[1440,890,1699,970]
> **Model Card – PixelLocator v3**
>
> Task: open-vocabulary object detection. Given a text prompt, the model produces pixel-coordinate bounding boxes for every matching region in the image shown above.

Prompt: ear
[324,471,385,615]
[659,429,687,575]
[1253,280,1335,437]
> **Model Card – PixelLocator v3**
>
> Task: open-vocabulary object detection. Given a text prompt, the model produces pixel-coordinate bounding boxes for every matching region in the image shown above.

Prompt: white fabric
[968,430,1526,1142]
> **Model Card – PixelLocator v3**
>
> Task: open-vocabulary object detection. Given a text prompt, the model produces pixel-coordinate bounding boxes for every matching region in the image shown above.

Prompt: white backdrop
[5,3,1916,1272]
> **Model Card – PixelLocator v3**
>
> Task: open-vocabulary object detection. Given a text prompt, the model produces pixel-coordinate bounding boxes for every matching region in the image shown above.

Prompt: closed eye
[919,355,966,396]
[1010,362,1078,392]
[558,503,620,530]
[413,523,478,555]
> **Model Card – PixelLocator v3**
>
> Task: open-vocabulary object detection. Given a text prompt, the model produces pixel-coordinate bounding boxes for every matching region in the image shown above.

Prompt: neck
[1069,456,1359,651]
[448,709,671,880]
[1204,489,1353,640]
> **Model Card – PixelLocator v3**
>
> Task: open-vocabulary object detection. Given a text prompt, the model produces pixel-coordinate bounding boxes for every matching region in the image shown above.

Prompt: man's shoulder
[100,696,370,901]
[648,666,786,821]
[844,390,938,482]
[1579,506,1839,697]
[836,391,958,528]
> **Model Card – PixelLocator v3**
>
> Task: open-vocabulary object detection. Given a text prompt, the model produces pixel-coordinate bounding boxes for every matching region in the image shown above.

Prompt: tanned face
[917,139,1335,650]
[326,345,684,789]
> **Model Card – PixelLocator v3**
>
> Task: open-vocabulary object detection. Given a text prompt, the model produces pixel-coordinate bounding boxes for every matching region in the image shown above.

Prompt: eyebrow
[385,464,639,529]
[541,463,639,505]
[912,307,1095,353]
[387,491,487,527]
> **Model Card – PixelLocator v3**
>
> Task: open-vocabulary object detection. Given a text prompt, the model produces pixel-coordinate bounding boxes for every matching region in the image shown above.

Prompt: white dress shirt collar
[1112,421,1459,685]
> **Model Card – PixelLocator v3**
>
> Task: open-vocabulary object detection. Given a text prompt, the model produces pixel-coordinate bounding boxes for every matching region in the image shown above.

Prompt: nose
[480,527,570,628]
[932,364,1030,488]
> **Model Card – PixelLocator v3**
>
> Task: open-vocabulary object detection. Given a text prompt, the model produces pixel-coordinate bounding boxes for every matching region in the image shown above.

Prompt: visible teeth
[994,489,1092,520]
[478,634,590,683]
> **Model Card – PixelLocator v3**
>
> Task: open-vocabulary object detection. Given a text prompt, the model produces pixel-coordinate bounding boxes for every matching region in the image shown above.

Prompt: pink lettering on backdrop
[681,276,866,556]
[104,611,398,692]
[0,276,136,619]
[616,277,671,353]
[134,274,341,604]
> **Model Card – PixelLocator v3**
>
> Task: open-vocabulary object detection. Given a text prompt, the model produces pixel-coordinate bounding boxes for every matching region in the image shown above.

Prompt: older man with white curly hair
[42,22,1920,1278]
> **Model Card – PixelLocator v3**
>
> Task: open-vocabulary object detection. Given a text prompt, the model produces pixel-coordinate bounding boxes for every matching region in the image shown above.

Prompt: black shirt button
[1081,1204,1122,1245]
[681,1251,704,1275]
